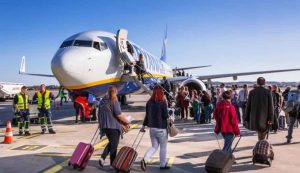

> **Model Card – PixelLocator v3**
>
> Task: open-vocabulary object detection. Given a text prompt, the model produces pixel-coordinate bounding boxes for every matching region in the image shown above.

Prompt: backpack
[285,90,300,113]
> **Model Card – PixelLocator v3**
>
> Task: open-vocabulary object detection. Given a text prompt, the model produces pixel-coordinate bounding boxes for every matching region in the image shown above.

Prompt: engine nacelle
[180,78,207,91]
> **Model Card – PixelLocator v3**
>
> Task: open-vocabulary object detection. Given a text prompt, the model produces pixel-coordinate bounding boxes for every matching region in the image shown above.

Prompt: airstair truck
[0,82,24,101]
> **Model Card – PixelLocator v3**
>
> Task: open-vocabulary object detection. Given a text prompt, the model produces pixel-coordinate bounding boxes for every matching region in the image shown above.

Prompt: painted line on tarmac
[42,138,109,173]
[55,145,77,149]
[43,159,69,173]
[42,123,140,173]
[18,133,42,140]
[36,153,72,157]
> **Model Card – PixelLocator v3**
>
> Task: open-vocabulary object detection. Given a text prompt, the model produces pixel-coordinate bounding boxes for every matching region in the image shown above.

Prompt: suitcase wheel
[73,165,78,169]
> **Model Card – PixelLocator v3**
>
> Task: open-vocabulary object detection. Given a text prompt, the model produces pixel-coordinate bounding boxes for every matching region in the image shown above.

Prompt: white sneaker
[98,158,104,168]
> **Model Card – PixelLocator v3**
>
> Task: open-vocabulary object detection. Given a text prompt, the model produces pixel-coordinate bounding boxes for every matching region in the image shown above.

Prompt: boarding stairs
[116,29,174,102]
[116,29,136,67]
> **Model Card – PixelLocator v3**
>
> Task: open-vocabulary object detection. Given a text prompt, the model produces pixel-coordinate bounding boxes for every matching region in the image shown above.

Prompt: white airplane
[19,29,300,98]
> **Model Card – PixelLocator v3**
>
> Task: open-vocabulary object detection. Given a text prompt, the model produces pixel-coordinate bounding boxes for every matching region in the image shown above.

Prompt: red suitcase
[112,131,145,173]
[68,127,99,170]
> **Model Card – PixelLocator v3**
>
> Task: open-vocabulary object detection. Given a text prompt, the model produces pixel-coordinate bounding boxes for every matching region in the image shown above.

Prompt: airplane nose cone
[51,48,87,87]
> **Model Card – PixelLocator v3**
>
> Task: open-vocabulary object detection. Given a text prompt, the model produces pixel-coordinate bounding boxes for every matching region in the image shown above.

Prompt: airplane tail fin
[160,25,167,63]
[19,56,26,74]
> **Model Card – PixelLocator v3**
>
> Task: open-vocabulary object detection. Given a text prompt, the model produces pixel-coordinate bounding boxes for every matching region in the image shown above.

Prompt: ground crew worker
[32,84,56,134]
[59,88,67,106]
[13,86,31,136]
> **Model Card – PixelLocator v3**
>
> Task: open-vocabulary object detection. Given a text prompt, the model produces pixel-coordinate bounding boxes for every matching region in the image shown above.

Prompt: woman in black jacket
[140,86,170,171]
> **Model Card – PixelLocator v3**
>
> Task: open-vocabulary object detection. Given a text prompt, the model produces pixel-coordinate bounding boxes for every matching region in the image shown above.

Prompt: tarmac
[0,94,300,173]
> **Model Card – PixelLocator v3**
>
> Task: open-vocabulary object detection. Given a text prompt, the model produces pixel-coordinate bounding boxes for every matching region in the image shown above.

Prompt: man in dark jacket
[245,77,274,140]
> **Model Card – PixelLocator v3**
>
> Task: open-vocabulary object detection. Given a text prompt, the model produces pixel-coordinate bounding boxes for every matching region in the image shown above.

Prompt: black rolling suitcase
[205,135,241,173]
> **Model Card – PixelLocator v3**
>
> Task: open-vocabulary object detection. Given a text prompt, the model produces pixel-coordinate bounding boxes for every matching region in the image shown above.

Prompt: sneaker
[49,129,56,134]
[160,165,171,170]
[98,158,104,168]
[41,130,46,134]
[287,138,291,144]
[24,131,31,136]
[109,166,114,170]
[141,159,147,171]
[19,131,23,136]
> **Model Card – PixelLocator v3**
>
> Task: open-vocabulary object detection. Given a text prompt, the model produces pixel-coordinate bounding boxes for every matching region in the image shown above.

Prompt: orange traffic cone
[3,121,13,144]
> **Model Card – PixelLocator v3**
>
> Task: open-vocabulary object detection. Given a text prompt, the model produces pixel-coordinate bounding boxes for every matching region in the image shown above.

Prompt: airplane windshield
[60,40,73,48]
[74,40,93,47]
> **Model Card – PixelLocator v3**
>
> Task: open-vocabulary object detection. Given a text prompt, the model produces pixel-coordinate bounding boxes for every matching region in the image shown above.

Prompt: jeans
[194,109,200,123]
[223,133,234,153]
[38,108,53,131]
[205,105,213,123]
[101,129,120,165]
[16,110,30,132]
[287,116,298,139]
[144,128,168,167]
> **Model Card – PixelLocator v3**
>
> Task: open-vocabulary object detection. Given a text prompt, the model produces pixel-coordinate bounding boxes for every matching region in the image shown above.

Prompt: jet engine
[180,78,207,91]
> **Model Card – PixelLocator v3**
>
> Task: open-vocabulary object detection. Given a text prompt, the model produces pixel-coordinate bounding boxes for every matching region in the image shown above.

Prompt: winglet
[160,25,167,63]
[19,56,26,74]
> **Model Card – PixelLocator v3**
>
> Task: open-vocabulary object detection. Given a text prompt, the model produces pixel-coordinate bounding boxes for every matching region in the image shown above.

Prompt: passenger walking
[214,91,240,152]
[282,87,291,124]
[231,85,241,123]
[271,85,281,133]
[202,91,213,123]
[13,86,31,136]
[191,90,200,123]
[286,85,300,143]
[32,84,56,134]
[98,86,130,169]
[181,86,190,120]
[136,54,146,84]
[245,77,274,140]
[238,84,248,125]
[140,86,170,171]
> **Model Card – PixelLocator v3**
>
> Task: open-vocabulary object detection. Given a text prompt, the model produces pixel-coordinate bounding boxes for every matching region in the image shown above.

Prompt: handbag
[167,118,179,137]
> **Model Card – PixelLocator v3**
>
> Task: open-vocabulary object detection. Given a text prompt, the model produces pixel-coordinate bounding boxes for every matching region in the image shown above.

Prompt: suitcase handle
[215,134,242,153]
[132,131,145,150]
[90,126,100,145]
[231,136,242,153]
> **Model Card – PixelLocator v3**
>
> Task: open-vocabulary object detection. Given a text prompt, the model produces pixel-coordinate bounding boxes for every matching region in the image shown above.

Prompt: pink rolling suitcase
[68,128,99,170]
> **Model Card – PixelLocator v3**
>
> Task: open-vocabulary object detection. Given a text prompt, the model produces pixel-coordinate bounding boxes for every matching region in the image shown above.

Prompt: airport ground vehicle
[74,96,97,122]
[0,82,23,101]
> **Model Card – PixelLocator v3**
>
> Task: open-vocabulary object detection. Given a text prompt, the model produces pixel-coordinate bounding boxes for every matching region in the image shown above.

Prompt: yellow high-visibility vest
[16,93,29,110]
[37,90,51,109]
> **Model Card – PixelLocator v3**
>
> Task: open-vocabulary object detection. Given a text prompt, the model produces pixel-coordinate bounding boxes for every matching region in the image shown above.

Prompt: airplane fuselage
[51,31,173,96]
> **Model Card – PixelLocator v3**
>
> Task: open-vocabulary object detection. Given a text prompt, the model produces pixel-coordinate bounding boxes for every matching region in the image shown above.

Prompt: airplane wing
[196,68,300,81]
[19,56,54,77]
[173,65,211,71]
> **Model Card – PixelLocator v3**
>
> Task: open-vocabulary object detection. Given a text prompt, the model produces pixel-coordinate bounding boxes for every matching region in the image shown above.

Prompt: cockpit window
[100,42,108,50]
[93,42,100,50]
[60,40,73,48]
[74,40,93,47]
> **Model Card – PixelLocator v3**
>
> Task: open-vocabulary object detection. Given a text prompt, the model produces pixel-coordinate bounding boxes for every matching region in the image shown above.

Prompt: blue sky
[1,0,300,85]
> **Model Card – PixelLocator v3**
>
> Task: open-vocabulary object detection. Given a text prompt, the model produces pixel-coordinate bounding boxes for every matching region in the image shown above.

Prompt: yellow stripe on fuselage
[64,73,172,90]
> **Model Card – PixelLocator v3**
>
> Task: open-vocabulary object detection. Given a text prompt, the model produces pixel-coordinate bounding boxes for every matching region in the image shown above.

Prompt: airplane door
[116,29,136,65]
